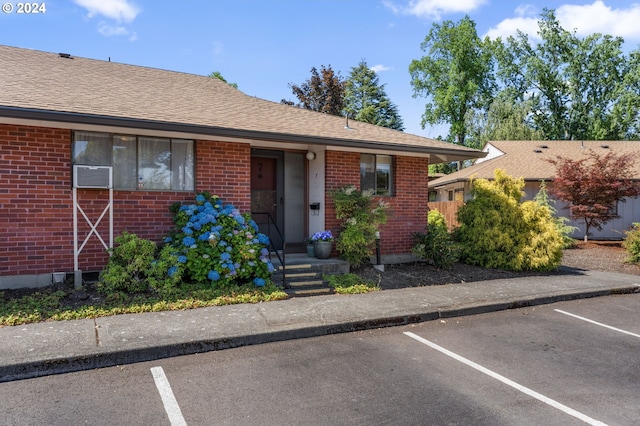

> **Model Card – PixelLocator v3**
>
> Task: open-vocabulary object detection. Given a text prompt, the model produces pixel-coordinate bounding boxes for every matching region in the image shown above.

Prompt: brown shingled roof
[0,45,484,162]
[430,140,640,187]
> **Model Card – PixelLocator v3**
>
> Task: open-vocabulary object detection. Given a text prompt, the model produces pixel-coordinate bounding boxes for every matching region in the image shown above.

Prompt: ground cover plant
[0,193,287,326]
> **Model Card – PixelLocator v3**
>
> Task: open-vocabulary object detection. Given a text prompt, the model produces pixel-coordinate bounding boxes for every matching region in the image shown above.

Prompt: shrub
[412,209,460,269]
[325,273,379,294]
[534,180,577,249]
[622,223,640,264]
[164,193,275,288]
[332,185,389,268]
[98,232,158,294]
[454,169,563,271]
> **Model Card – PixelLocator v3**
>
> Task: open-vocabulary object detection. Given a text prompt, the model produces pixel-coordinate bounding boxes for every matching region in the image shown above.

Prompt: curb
[1,285,638,383]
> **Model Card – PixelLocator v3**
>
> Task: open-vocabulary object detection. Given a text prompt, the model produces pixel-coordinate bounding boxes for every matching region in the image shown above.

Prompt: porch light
[306,152,316,161]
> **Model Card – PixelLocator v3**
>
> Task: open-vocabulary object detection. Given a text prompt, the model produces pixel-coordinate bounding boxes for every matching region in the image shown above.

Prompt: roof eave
[0,107,486,161]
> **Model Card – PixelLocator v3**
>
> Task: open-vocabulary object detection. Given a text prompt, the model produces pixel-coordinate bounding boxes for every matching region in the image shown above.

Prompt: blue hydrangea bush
[164,193,275,288]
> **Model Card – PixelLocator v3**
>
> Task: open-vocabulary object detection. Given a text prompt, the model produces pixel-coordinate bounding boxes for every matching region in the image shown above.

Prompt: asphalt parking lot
[1,294,638,425]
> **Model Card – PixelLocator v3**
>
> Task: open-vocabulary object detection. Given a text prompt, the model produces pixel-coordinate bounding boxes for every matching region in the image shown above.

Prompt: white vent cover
[73,165,112,189]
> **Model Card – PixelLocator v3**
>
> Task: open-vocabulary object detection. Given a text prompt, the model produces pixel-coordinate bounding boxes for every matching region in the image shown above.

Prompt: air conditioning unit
[73,165,112,189]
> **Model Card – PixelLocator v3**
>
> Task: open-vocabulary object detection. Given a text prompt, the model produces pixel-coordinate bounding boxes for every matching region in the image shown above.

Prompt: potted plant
[311,230,334,259]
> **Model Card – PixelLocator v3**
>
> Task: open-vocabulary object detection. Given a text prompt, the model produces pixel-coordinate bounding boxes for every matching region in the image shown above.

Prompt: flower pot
[307,244,315,257]
[313,240,332,259]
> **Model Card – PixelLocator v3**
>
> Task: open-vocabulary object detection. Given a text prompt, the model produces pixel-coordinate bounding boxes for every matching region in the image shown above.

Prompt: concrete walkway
[1,268,638,383]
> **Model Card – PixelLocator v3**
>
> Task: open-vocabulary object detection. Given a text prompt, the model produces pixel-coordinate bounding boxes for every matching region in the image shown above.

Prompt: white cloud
[556,1,640,41]
[484,5,539,41]
[74,0,140,23]
[486,1,640,43]
[98,22,128,37]
[403,0,487,19]
[370,64,391,73]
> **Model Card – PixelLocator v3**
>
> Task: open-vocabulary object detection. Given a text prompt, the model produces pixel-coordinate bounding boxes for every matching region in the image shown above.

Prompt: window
[73,131,194,191]
[360,154,393,196]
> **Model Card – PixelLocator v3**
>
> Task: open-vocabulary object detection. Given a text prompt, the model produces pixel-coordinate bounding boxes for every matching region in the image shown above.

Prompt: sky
[2,0,640,139]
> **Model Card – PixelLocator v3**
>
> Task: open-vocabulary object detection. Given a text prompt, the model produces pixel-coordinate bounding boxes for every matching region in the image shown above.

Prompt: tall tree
[208,71,238,89]
[409,15,496,147]
[344,60,404,131]
[495,9,640,140]
[548,150,640,241]
[283,65,345,116]
[465,92,542,148]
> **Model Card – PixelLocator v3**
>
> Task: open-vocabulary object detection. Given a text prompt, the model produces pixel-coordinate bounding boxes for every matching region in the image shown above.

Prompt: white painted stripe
[151,366,187,426]
[554,309,640,339]
[403,332,608,426]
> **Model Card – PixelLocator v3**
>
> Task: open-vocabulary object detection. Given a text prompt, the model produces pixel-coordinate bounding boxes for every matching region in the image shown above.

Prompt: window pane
[171,139,194,190]
[73,131,111,166]
[138,137,171,190]
[112,135,137,189]
[376,155,392,195]
[360,154,375,191]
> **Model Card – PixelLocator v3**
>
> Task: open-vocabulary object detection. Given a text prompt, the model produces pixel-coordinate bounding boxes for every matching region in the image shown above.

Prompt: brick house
[429,140,640,239]
[0,45,484,289]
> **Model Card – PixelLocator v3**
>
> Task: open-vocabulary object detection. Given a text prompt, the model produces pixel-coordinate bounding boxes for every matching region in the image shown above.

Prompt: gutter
[0,107,486,160]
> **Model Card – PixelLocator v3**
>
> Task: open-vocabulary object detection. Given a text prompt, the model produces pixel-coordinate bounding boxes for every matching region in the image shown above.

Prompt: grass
[0,282,288,327]
[325,273,380,294]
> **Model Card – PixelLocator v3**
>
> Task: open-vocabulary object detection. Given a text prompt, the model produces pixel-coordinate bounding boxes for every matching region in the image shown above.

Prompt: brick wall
[324,151,429,255]
[0,124,251,276]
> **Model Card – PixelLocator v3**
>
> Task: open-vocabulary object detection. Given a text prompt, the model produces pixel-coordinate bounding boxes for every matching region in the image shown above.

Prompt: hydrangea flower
[207,270,220,281]
[182,236,196,247]
[168,266,178,277]
[177,255,187,263]
[311,230,333,242]
[253,277,266,287]
[195,194,206,204]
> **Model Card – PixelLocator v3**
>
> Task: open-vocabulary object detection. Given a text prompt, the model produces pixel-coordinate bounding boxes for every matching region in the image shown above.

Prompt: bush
[325,273,379,294]
[623,223,640,264]
[98,232,158,294]
[412,209,460,269]
[164,193,275,288]
[534,180,577,249]
[454,169,563,271]
[332,185,389,268]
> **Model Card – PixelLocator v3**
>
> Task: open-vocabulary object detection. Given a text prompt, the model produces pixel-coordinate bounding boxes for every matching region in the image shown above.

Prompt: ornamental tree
[283,65,345,116]
[548,150,640,241]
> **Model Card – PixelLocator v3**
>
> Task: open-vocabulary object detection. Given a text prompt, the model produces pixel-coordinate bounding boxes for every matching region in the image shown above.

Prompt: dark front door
[251,156,283,250]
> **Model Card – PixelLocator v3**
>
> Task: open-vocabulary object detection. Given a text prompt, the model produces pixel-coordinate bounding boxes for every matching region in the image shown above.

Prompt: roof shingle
[0,45,483,161]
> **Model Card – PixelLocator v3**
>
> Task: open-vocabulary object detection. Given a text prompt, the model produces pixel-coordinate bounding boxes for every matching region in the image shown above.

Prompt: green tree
[409,15,496,147]
[495,9,640,140]
[283,65,345,116]
[344,60,404,130]
[454,169,563,271]
[208,71,238,89]
[465,93,542,148]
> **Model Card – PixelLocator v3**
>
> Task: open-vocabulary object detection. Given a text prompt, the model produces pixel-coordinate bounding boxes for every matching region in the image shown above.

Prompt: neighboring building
[0,45,484,289]
[429,140,640,239]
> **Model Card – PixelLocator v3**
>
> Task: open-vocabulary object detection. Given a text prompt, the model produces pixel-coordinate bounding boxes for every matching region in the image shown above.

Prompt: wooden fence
[428,201,464,229]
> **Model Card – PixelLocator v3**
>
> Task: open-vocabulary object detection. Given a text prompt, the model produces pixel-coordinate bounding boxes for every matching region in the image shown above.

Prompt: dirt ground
[354,241,640,290]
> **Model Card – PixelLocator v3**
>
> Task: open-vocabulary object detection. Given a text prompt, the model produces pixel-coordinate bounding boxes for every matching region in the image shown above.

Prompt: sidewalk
[1,269,638,383]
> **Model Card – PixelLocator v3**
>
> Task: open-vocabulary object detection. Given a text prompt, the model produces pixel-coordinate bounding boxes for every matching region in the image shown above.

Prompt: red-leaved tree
[548,150,640,241]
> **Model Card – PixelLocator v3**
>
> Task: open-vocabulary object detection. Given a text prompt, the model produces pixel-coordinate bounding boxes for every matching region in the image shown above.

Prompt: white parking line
[151,366,187,426]
[403,332,608,426]
[554,309,640,339]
